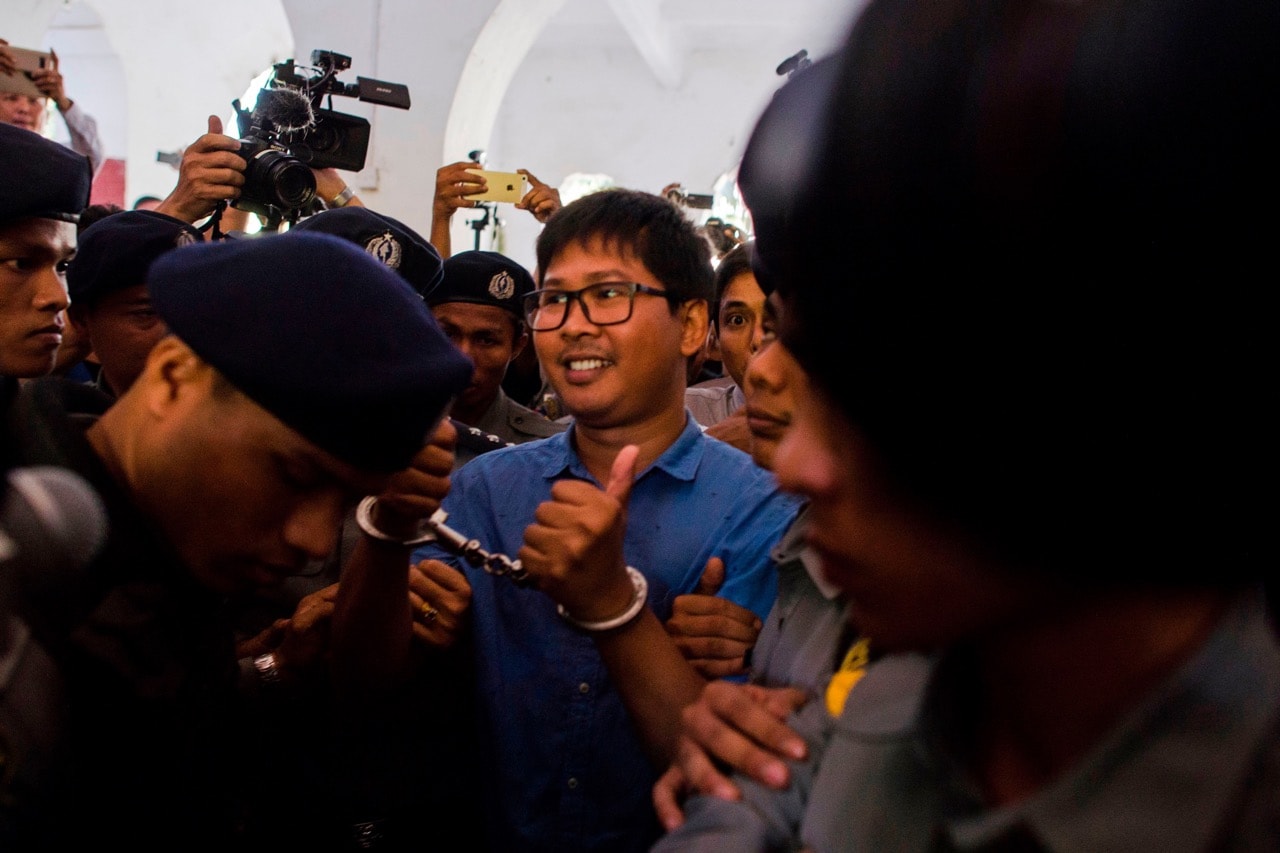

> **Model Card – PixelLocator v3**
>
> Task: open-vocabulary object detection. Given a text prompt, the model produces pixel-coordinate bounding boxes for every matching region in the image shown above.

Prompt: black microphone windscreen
[256,87,316,135]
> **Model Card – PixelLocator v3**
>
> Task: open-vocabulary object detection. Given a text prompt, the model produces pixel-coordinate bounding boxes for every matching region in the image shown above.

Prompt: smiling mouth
[565,357,613,371]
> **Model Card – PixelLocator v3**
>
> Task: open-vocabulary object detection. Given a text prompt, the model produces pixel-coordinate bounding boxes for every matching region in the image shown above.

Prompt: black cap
[431,250,535,321]
[147,231,474,473]
[737,54,838,302]
[0,123,92,225]
[290,206,444,296]
[67,210,202,305]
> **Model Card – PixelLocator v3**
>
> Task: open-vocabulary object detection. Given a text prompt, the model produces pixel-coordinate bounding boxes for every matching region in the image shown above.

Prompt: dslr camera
[232,49,410,223]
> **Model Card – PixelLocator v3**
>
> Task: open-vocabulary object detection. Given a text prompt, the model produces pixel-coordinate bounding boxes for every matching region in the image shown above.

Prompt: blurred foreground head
[740,0,1277,585]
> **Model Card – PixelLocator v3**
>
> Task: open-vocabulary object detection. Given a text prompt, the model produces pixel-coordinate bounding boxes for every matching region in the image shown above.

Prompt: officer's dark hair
[76,204,123,235]
[535,188,713,305]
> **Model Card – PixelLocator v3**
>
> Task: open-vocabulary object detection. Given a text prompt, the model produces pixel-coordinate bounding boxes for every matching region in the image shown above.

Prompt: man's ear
[137,336,208,414]
[509,328,530,364]
[679,299,711,360]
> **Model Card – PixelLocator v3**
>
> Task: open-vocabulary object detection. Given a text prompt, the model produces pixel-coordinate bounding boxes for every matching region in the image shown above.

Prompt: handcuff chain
[425,509,532,587]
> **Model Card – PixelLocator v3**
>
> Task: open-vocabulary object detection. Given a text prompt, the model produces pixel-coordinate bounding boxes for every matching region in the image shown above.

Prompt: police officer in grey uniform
[428,250,566,469]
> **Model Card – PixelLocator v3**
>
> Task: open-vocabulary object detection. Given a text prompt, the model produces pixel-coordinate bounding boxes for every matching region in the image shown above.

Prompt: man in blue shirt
[340,188,798,852]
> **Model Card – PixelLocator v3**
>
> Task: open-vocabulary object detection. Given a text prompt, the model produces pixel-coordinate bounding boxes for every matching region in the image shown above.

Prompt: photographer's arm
[24,47,103,173]
[155,115,245,225]
[313,167,364,210]
[430,161,486,259]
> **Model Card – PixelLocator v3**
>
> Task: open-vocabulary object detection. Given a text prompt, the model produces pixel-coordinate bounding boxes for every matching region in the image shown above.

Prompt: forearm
[429,212,453,259]
[594,608,708,767]
[60,101,103,174]
[330,536,415,694]
[652,700,831,850]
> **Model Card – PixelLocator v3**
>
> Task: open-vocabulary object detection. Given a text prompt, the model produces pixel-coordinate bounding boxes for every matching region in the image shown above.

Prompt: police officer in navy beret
[1,229,472,847]
[64,209,203,397]
[429,250,566,469]
[0,122,90,406]
[291,205,445,296]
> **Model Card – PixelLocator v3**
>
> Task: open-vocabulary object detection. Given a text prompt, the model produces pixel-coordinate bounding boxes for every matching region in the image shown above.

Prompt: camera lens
[306,123,339,155]
[246,148,316,210]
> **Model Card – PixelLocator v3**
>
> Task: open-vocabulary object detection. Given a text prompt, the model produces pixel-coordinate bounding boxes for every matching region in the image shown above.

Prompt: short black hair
[710,241,755,332]
[76,203,123,235]
[535,188,714,305]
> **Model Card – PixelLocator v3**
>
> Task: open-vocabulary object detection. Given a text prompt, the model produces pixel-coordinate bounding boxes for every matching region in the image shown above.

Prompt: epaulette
[451,417,515,456]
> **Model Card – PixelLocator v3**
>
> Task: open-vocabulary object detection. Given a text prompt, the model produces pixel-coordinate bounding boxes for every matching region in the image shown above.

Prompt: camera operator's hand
[155,115,245,226]
[429,161,487,258]
[516,169,562,223]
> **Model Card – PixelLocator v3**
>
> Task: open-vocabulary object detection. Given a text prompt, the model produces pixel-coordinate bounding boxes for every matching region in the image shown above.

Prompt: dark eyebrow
[542,270,635,287]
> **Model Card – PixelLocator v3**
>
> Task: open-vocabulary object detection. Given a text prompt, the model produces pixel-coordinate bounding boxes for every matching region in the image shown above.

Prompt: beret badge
[365,231,403,270]
[488,271,516,301]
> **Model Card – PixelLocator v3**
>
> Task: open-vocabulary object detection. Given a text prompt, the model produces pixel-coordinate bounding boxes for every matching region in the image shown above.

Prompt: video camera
[663,184,715,210]
[231,49,410,223]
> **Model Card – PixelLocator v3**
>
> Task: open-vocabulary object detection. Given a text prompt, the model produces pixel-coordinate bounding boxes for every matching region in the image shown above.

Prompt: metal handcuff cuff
[353,418,531,584]
[355,497,531,586]
[356,500,646,630]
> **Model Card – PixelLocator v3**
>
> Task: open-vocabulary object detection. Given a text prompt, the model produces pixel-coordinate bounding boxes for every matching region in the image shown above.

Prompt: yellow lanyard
[824,636,871,718]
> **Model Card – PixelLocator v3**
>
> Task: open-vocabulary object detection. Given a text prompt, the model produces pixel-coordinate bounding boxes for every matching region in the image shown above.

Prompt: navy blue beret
[431,250,535,321]
[290,206,444,297]
[147,231,473,473]
[0,122,92,225]
[68,210,202,305]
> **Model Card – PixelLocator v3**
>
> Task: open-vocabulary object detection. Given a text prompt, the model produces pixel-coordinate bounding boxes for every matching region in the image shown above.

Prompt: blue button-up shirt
[412,416,801,852]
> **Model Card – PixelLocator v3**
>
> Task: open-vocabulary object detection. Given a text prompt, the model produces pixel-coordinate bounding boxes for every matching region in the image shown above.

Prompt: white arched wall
[90,0,294,207]
[440,0,568,259]
[0,1,62,46]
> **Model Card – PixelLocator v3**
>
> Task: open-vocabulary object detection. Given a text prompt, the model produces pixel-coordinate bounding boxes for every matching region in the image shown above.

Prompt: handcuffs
[357,417,531,585]
[421,508,532,587]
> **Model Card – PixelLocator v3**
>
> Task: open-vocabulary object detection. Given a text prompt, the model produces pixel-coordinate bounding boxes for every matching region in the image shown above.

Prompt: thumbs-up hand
[665,556,763,679]
[519,445,640,620]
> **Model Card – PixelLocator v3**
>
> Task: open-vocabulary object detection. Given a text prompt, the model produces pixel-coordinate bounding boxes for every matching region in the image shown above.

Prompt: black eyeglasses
[522,281,671,331]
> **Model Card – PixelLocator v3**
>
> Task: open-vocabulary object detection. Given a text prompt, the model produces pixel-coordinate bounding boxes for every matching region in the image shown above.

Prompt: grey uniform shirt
[453,388,567,470]
[749,505,849,694]
[657,589,1280,852]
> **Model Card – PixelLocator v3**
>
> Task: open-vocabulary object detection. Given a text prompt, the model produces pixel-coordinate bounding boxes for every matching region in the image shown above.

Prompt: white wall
[6,0,866,272]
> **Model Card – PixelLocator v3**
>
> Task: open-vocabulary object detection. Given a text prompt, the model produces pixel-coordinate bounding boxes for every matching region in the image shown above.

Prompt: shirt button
[578,682,590,694]
[567,777,579,789]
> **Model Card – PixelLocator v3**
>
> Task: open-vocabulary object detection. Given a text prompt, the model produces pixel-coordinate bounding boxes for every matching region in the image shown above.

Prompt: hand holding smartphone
[464,169,529,204]
[0,45,53,99]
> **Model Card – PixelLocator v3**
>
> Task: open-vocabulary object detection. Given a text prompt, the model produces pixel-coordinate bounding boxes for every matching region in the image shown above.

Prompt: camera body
[232,49,410,222]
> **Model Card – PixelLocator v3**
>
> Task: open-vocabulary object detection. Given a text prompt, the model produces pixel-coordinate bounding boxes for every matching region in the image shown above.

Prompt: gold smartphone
[464,169,529,204]
[0,46,53,99]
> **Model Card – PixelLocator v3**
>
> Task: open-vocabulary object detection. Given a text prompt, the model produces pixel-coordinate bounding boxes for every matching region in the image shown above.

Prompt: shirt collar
[770,505,842,600]
[538,415,707,484]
